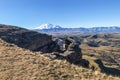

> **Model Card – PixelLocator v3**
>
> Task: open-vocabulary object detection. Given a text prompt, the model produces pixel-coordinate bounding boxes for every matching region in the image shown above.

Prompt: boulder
[44,52,64,60]
[53,38,64,52]
[61,38,82,63]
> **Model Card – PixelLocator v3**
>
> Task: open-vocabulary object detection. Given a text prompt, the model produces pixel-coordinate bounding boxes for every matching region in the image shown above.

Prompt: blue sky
[0,0,120,29]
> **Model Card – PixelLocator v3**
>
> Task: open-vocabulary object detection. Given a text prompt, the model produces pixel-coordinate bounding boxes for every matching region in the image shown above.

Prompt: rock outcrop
[45,38,82,63]
[61,38,82,63]
[0,24,58,53]
[0,24,82,63]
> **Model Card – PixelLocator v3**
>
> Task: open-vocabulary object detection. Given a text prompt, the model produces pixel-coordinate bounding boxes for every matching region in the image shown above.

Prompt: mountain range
[34,24,120,34]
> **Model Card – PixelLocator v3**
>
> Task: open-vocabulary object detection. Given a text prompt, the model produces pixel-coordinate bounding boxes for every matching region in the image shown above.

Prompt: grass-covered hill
[0,38,120,80]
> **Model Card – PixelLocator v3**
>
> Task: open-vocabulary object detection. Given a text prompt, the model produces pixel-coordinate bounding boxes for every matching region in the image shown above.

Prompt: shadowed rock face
[63,43,82,63]
[45,38,82,63]
[0,24,58,53]
[61,38,82,63]
[95,59,120,76]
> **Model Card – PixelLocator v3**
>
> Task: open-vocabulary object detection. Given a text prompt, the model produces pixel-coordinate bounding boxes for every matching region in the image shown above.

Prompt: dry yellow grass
[81,43,120,71]
[80,43,120,55]
[0,39,119,80]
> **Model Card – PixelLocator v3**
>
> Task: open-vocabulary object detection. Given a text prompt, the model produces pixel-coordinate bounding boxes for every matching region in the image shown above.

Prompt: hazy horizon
[0,0,120,29]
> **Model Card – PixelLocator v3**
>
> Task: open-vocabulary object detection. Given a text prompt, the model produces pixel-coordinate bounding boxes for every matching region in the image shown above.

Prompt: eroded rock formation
[62,38,82,63]
[0,24,57,53]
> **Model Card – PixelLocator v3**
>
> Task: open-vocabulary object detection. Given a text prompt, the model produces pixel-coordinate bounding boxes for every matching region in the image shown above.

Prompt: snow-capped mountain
[35,24,62,30]
[34,24,120,34]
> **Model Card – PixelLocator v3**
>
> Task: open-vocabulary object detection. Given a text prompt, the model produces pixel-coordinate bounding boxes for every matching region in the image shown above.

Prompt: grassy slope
[0,39,119,80]
[81,44,120,68]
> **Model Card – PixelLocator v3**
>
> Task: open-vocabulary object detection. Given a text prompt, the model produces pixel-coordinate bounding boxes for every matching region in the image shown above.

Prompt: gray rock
[61,38,82,63]
[0,24,58,53]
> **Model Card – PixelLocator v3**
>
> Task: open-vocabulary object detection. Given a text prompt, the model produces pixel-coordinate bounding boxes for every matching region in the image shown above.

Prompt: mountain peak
[36,24,62,30]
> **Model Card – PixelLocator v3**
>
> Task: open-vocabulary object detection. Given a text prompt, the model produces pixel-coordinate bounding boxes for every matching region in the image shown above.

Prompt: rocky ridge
[0,24,59,53]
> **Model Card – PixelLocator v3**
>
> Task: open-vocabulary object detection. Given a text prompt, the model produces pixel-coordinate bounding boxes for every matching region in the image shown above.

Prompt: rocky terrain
[0,24,59,53]
[54,33,120,71]
[0,24,120,80]
[53,33,120,48]
[0,38,120,80]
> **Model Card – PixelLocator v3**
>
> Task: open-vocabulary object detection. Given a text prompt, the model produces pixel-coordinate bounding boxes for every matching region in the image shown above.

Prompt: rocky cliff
[0,24,55,52]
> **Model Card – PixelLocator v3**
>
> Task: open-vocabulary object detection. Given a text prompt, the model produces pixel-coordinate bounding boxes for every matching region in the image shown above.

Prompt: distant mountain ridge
[34,24,120,34]
[35,24,62,30]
